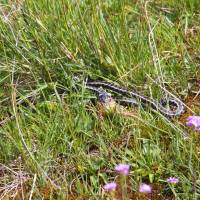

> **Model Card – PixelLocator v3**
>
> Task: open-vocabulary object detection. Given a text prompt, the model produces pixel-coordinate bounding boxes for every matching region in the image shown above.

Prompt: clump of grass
[0,0,200,199]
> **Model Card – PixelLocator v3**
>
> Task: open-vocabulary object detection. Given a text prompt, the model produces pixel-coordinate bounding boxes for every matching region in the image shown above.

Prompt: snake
[85,80,184,117]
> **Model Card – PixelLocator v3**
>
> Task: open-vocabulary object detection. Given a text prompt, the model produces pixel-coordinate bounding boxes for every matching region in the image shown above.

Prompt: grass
[0,0,200,199]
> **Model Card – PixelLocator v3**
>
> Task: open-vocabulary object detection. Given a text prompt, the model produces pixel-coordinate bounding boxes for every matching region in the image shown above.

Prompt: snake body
[85,80,184,117]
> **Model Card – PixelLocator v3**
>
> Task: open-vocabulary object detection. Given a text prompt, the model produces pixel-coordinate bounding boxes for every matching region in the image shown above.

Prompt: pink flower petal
[114,164,130,175]
[103,182,117,192]
[139,183,152,193]
[186,116,200,132]
[167,177,179,184]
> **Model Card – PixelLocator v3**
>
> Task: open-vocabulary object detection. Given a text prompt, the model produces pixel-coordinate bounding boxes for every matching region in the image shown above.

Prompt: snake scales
[85,80,184,117]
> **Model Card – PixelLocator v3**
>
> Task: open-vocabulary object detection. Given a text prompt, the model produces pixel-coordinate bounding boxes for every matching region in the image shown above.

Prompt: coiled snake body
[85,80,184,117]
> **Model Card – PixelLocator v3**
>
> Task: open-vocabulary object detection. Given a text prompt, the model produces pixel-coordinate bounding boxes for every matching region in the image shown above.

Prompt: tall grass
[0,0,199,199]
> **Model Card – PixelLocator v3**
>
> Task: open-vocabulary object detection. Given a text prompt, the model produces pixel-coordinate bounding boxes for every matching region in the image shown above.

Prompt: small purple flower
[167,177,179,184]
[186,116,200,131]
[139,183,152,193]
[103,182,117,192]
[114,164,130,175]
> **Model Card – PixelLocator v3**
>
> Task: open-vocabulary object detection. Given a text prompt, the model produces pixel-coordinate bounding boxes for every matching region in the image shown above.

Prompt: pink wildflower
[103,182,117,192]
[139,183,152,193]
[167,177,179,184]
[186,116,200,131]
[114,164,130,175]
